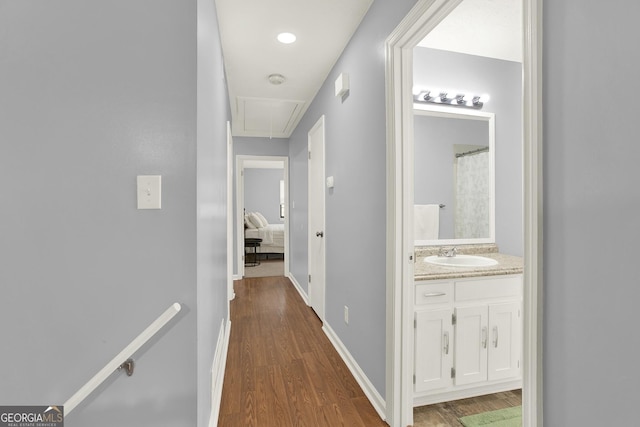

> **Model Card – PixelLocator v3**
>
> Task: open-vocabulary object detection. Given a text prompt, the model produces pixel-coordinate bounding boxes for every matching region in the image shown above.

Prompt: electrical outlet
[344,306,349,324]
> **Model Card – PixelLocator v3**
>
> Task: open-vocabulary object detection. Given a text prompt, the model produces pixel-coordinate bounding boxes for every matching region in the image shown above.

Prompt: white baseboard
[287,273,308,305]
[209,318,231,427]
[232,274,242,281]
[322,322,386,420]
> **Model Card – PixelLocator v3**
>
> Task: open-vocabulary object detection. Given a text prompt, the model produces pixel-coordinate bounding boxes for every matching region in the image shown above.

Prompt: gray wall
[196,0,231,425]
[0,1,229,426]
[244,168,284,224]
[234,136,289,157]
[544,1,640,425]
[415,115,489,239]
[413,48,523,256]
[287,0,416,398]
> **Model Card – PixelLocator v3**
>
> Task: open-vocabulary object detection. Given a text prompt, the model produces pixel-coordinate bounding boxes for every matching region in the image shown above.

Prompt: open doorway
[235,155,289,279]
[384,0,542,426]
[412,2,524,422]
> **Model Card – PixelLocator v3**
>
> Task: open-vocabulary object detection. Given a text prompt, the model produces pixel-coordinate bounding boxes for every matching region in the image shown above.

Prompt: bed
[244,211,285,255]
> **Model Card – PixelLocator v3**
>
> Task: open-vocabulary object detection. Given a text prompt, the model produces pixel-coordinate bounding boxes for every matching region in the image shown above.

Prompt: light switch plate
[137,175,162,209]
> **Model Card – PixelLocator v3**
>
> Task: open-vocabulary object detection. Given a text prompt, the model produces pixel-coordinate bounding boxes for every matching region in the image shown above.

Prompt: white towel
[414,204,440,240]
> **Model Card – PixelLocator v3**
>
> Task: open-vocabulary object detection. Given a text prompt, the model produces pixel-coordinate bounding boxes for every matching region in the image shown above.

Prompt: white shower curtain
[455,151,490,239]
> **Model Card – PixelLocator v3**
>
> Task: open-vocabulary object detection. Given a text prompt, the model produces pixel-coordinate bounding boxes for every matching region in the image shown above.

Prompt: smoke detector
[268,73,286,85]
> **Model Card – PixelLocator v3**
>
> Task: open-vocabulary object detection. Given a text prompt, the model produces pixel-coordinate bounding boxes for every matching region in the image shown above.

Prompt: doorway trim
[384,1,543,426]
[227,122,235,307]
[235,155,290,279]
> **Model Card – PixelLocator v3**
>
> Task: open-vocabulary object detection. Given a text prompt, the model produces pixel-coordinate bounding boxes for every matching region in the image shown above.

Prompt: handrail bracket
[119,358,135,377]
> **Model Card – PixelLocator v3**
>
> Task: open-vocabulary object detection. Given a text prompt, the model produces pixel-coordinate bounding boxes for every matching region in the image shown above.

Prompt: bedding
[244,212,285,254]
[245,223,285,253]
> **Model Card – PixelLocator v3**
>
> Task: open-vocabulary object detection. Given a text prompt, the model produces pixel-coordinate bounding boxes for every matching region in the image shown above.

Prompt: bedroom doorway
[235,155,290,279]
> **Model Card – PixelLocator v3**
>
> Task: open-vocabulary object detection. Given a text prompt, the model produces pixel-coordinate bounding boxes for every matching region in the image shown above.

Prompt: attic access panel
[236,97,306,138]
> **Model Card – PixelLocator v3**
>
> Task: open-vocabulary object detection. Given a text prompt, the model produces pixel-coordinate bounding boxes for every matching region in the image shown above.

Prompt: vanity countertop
[414,246,523,281]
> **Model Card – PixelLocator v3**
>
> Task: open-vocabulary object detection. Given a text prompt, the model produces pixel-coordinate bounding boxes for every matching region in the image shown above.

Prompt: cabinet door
[455,306,488,386]
[488,302,521,381]
[414,309,454,392]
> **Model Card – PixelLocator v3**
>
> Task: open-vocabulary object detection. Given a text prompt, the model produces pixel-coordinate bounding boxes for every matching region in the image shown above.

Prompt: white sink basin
[424,254,498,268]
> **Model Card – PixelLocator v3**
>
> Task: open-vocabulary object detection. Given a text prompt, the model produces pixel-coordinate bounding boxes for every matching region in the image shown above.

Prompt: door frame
[384,1,543,426]
[307,115,326,321]
[235,155,290,279]
[226,122,235,307]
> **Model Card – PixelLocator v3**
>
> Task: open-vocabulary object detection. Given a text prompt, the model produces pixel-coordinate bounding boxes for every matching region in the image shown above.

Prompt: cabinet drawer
[455,275,522,302]
[415,282,454,305]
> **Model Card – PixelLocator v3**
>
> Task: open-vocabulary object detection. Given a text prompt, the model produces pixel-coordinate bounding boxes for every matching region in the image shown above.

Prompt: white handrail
[64,302,182,415]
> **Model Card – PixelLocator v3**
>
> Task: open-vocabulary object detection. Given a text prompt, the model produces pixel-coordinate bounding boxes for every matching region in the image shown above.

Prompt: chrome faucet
[438,246,458,257]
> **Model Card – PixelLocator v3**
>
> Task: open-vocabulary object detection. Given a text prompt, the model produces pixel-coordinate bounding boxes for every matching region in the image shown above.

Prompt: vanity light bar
[414,90,489,109]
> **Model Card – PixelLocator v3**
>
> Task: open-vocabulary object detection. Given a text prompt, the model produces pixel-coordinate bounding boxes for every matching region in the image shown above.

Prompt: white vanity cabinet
[414,274,522,405]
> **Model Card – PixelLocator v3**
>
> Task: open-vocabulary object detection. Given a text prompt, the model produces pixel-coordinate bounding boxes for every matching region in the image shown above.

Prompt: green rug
[459,406,522,427]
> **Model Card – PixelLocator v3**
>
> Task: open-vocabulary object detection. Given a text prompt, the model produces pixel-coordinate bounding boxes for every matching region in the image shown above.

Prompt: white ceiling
[215,0,373,138]
[215,0,521,140]
[418,0,523,63]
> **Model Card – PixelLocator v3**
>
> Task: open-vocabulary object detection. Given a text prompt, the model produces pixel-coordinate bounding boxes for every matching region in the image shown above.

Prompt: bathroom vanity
[413,245,523,407]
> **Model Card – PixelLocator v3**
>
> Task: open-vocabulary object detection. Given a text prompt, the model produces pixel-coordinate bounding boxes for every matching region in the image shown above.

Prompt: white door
[455,305,488,386]
[308,116,326,320]
[488,302,521,381]
[414,309,454,393]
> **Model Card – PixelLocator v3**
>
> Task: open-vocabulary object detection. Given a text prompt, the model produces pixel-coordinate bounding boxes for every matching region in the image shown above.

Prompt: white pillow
[254,211,269,227]
[248,212,265,228]
[245,214,257,229]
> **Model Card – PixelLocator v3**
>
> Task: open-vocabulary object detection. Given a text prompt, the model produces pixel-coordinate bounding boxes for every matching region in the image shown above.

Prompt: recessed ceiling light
[277,32,297,44]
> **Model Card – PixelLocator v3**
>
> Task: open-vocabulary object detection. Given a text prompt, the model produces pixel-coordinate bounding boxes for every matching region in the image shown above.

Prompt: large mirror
[414,104,495,246]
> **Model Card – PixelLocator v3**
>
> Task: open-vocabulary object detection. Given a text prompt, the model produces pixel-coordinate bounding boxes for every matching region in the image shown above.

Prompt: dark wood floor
[413,389,522,427]
[218,276,388,427]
